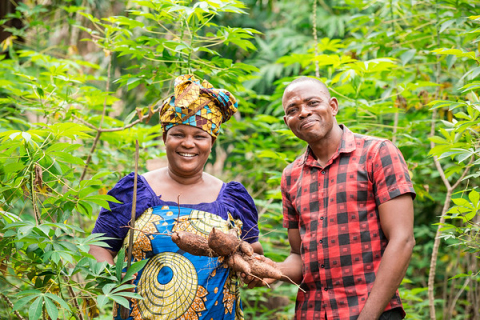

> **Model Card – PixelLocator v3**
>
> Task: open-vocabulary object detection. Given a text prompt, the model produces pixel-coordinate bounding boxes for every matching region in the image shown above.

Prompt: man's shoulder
[351,132,392,151]
[283,152,306,174]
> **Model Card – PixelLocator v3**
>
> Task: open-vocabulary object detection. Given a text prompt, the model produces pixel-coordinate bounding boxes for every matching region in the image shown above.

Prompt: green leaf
[400,49,416,66]
[439,19,456,34]
[468,190,479,206]
[109,295,130,309]
[116,249,126,282]
[97,295,109,308]
[111,284,136,293]
[45,142,76,153]
[44,297,58,320]
[50,151,85,165]
[124,110,137,126]
[15,289,43,297]
[102,283,117,295]
[464,210,477,221]
[122,259,149,284]
[84,194,122,203]
[461,82,480,92]
[28,296,43,320]
[45,293,71,311]
[451,197,471,207]
[428,136,447,144]
[431,48,477,61]
[13,295,38,311]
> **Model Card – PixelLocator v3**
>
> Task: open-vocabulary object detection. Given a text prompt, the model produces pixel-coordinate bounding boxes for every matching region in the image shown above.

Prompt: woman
[89,75,263,320]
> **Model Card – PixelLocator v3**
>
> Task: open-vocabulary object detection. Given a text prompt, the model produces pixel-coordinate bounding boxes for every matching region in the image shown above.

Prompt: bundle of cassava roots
[171,227,285,283]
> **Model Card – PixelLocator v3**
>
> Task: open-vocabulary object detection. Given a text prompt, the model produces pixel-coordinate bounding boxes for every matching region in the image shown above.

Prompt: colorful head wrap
[160,74,238,138]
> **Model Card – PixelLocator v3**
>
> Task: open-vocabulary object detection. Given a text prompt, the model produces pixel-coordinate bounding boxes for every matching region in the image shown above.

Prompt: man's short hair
[284,76,330,97]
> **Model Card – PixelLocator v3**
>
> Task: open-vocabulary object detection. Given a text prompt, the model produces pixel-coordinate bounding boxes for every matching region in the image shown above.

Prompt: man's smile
[299,119,318,129]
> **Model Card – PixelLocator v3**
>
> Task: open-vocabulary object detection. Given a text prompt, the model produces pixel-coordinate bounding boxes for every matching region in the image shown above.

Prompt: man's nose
[298,105,312,118]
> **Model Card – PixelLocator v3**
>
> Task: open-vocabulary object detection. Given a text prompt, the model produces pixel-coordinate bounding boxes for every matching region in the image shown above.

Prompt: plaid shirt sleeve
[281,163,299,229]
[371,140,416,206]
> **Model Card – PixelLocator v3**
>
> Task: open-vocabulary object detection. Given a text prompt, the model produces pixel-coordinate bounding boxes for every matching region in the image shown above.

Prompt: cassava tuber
[171,227,287,284]
[171,231,218,257]
[208,227,241,256]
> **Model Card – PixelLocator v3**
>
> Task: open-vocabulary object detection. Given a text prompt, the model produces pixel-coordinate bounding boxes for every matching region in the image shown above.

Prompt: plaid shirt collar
[299,124,357,168]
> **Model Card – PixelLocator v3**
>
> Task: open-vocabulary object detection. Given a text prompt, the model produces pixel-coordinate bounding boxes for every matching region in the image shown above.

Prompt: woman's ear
[162,132,167,143]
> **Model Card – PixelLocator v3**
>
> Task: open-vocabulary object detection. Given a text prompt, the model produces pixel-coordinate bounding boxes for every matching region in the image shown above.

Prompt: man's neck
[309,124,343,167]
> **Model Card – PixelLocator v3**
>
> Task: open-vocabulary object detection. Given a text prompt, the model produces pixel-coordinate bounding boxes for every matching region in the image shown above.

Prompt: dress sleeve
[223,181,259,244]
[371,140,416,206]
[91,173,159,252]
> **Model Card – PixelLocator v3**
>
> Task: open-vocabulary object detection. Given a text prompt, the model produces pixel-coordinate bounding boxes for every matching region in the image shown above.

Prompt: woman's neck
[166,167,205,186]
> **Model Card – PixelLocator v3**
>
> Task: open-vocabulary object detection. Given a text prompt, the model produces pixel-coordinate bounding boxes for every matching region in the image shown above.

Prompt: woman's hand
[241,254,278,289]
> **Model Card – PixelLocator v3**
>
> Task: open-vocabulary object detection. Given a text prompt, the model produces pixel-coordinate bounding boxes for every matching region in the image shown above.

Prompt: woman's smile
[177,152,198,158]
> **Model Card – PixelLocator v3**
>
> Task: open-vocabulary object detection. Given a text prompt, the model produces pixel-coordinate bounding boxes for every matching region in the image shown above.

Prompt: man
[253,77,416,320]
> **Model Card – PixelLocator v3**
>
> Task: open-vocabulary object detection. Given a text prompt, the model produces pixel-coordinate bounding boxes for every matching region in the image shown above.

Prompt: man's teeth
[179,153,196,157]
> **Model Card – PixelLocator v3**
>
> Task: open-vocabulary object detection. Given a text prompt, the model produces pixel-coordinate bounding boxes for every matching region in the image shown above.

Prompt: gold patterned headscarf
[160,75,238,138]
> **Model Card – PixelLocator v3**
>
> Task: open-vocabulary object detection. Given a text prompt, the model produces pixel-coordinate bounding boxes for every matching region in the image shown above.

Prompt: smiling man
[276,77,416,320]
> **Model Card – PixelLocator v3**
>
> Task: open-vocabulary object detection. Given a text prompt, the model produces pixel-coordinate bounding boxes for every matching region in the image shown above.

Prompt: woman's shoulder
[220,180,253,202]
[108,171,154,201]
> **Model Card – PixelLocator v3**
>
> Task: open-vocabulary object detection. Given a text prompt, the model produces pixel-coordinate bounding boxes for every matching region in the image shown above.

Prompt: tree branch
[0,292,26,320]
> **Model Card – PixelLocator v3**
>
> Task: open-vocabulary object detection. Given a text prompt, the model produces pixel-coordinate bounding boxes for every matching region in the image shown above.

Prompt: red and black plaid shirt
[281,125,415,320]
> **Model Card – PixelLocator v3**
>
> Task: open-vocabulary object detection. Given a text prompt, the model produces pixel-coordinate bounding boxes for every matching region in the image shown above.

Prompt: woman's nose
[181,136,195,147]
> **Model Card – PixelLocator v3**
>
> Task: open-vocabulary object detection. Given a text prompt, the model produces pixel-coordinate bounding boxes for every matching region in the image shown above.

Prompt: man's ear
[330,97,339,116]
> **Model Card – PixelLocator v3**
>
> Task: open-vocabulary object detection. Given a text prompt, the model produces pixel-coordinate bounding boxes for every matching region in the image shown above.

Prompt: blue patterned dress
[92,173,259,320]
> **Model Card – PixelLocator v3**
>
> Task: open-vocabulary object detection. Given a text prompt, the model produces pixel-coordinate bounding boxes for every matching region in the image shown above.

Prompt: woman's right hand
[241,254,278,289]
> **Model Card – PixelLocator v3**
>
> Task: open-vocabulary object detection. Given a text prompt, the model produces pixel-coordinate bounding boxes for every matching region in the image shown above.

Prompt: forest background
[0,0,479,319]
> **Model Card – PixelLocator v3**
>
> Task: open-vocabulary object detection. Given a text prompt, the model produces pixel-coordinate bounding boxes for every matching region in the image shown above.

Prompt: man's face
[282,81,338,145]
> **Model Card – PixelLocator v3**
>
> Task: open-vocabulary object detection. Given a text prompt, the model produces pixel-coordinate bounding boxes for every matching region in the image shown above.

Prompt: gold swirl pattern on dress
[132,252,207,320]
[123,208,163,261]
[173,210,230,237]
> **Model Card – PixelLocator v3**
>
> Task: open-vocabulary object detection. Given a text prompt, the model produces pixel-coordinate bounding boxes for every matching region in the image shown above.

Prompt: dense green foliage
[0,0,479,319]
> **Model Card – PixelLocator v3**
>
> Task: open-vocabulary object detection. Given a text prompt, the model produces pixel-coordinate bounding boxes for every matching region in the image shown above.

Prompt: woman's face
[164,125,213,177]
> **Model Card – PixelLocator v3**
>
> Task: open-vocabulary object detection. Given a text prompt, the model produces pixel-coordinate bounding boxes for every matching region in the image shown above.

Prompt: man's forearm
[278,252,303,284]
[357,237,414,320]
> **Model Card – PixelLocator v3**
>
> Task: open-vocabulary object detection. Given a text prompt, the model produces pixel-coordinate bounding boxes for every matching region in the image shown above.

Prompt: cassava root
[172,227,291,286]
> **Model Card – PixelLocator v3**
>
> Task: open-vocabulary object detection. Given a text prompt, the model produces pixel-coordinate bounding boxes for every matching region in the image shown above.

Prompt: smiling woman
[89,75,265,320]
